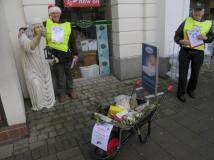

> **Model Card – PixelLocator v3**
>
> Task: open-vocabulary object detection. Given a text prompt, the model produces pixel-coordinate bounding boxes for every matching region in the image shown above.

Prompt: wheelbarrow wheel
[94,132,119,160]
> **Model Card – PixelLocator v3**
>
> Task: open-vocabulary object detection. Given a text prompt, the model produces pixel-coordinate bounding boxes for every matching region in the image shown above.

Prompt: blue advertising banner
[96,24,110,76]
[142,43,159,95]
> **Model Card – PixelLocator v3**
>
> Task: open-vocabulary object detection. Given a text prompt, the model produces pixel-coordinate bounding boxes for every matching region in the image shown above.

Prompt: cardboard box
[83,52,97,66]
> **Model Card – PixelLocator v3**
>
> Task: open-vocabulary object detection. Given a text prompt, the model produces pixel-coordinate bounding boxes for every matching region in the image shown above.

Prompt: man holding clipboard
[174,1,214,102]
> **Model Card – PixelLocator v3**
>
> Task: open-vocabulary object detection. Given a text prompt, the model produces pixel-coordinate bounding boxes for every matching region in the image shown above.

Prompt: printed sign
[51,26,64,43]
[142,43,159,95]
[187,27,204,48]
[91,123,113,151]
[64,0,101,8]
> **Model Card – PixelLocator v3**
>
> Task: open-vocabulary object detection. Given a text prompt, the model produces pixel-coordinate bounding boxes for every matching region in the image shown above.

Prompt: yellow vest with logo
[46,18,71,52]
[183,17,212,51]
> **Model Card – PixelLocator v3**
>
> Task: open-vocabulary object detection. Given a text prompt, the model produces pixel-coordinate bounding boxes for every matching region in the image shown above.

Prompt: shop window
[55,0,111,79]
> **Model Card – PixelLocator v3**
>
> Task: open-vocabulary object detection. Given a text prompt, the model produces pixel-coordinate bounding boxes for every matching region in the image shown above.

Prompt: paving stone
[14,142,29,151]
[31,147,41,160]
[38,155,57,160]
[1,68,214,160]
[14,139,28,146]
[13,147,29,155]
[30,141,46,150]
[0,144,13,159]
[14,154,24,160]
[38,134,48,141]
[23,151,32,160]
[57,147,85,160]
[39,145,49,157]
[162,108,176,116]
[29,136,38,144]
[47,144,56,155]
[48,131,57,138]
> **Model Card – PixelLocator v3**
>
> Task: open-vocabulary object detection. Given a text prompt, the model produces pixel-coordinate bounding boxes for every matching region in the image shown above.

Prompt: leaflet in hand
[187,27,204,48]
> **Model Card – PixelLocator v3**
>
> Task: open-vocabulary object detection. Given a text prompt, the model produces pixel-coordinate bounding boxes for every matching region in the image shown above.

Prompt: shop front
[55,0,112,79]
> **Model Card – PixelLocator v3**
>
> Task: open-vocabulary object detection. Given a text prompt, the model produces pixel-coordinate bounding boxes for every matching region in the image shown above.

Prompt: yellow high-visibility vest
[46,18,71,52]
[183,17,212,51]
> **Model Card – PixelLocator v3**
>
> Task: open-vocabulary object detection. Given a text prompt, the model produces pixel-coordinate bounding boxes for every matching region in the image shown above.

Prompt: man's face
[49,12,61,22]
[192,9,205,21]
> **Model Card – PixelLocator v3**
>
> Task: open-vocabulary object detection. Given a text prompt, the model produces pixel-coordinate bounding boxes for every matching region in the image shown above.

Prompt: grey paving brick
[38,155,57,160]
[29,136,38,144]
[1,68,214,160]
[23,151,32,160]
[47,144,56,155]
[57,147,85,160]
[30,141,46,150]
[13,147,29,155]
[39,145,49,157]
[38,134,48,141]
[31,147,41,160]
[0,144,13,159]
[14,154,24,160]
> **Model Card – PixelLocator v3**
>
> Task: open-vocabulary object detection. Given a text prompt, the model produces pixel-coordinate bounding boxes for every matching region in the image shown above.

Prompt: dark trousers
[53,63,73,96]
[177,48,204,95]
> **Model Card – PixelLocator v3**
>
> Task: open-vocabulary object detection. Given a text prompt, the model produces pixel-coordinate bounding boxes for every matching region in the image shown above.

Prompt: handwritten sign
[187,27,204,48]
[64,0,101,8]
[91,123,113,151]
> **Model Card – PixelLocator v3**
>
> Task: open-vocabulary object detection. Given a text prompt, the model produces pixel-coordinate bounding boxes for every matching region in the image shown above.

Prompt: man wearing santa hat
[44,4,78,103]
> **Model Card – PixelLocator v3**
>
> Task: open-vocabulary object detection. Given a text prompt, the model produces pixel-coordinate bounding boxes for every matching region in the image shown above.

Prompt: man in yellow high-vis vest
[174,1,214,102]
[44,4,78,103]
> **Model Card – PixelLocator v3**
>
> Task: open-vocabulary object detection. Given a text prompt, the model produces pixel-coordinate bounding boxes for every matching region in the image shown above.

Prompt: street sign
[64,0,101,8]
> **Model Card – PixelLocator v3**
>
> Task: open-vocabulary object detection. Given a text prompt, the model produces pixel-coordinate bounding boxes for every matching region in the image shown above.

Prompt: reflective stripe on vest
[46,18,71,52]
[183,17,212,51]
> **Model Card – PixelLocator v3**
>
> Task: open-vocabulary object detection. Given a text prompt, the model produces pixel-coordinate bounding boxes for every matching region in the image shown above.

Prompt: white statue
[18,18,55,111]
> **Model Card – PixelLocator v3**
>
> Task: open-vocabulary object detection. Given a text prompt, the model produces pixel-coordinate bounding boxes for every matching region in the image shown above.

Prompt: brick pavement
[0,59,214,160]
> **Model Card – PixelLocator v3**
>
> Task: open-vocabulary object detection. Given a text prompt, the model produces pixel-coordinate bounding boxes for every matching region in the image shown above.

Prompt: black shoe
[177,94,186,102]
[187,91,195,98]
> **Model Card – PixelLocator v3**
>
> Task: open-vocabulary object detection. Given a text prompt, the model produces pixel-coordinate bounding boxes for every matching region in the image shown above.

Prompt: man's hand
[197,34,208,41]
[179,39,190,45]
[47,57,59,66]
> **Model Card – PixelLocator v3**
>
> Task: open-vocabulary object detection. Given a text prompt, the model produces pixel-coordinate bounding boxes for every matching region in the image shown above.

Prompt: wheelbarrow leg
[148,119,151,136]
[138,119,152,144]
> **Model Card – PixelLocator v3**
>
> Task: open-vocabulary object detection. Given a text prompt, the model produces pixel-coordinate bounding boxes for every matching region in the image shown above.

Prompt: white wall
[111,0,158,59]
[157,0,190,57]
[22,0,55,23]
[1,0,55,99]
[0,0,26,125]
[2,0,28,98]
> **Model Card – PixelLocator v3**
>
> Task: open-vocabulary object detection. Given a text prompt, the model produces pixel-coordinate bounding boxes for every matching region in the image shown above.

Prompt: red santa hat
[48,4,61,14]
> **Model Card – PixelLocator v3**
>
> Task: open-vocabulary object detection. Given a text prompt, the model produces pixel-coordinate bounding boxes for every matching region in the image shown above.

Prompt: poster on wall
[64,0,101,8]
[142,43,159,95]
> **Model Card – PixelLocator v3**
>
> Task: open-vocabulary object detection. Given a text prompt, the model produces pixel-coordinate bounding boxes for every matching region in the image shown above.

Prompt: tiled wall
[110,0,157,79]
[111,0,157,59]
